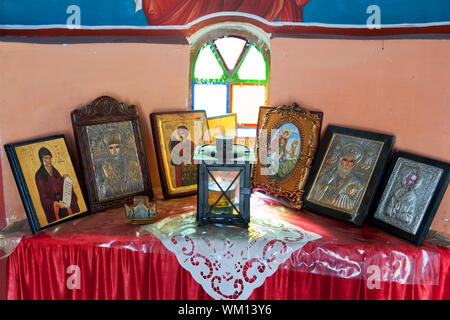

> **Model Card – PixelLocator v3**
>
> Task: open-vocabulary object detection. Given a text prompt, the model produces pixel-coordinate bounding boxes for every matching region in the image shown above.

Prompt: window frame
[188,22,271,128]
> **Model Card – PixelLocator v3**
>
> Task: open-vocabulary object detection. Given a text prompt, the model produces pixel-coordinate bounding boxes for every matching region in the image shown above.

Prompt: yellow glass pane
[231,84,266,125]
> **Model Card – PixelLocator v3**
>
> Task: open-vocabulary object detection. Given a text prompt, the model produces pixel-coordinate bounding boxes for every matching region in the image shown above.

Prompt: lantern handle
[198,143,251,153]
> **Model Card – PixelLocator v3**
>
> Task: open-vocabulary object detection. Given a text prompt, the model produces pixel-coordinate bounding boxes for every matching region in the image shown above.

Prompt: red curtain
[5,195,450,300]
[6,233,450,300]
[141,0,311,25]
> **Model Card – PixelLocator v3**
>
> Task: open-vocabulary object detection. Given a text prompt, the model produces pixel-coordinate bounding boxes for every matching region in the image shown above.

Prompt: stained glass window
[191,35,269,130]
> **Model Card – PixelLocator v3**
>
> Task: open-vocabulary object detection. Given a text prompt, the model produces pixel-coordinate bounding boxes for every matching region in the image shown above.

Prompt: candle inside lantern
[208,172,240,215]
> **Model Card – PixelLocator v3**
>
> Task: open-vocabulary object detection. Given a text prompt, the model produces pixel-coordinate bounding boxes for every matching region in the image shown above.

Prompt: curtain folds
[141,0,311,25]
[7,236,450,300]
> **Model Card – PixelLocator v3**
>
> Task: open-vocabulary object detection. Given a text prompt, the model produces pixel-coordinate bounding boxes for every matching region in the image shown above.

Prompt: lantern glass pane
[208,170,240,215]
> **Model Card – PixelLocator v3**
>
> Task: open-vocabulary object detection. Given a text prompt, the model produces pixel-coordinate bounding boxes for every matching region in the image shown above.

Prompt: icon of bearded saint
[97,129,144,200]
[310,143,365,213]
[35,147,79,223]
[385,170,421,224]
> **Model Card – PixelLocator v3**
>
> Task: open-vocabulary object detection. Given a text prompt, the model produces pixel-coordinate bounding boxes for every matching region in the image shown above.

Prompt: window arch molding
[187,22,271,127]
[188,22,271,66]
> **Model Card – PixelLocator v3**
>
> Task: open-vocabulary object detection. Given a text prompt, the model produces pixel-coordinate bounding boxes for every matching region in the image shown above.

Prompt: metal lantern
[193,135,256,228]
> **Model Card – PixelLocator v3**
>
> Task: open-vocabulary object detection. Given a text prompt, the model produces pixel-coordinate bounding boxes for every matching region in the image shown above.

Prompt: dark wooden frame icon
[71,96,153,213]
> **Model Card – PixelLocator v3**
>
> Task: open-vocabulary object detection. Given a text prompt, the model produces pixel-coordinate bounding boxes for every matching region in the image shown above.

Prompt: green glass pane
[235,45,267,81]
[193,44,226,81]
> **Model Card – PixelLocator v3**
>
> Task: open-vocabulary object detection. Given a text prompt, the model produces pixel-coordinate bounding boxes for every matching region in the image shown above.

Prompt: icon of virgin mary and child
[169,125,197,188]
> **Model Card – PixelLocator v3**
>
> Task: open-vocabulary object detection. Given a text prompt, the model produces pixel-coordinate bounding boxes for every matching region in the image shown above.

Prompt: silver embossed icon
[86,121,145,201]
[307,133,384,214]
[374,157,443,234]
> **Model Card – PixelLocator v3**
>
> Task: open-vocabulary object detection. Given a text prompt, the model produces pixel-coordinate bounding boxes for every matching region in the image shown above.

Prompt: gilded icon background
[14,138,88,228]
[160,117,207,192]
[207,114,237,142]
[306,133,384,215]
[374,157,443,234]
[151,111,209,199]
[86,121,144,201]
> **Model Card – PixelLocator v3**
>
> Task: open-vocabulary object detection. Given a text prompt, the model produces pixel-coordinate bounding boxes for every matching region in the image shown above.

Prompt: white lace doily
[143,210,321,300]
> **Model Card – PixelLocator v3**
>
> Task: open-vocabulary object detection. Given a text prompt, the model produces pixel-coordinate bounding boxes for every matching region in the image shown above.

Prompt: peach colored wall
[0,38,449,234]
[270,38,450,234]
[0,42,190,225]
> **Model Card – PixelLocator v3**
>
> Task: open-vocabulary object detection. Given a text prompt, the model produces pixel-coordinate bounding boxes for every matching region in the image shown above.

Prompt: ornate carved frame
[71,96,153,213]
[252,103,322,209]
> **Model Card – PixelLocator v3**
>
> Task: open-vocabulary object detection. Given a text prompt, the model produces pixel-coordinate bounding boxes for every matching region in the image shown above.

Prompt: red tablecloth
[5,194,450,300]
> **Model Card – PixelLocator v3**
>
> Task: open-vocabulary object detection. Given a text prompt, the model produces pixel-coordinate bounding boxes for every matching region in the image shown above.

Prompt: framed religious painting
[207,113,237,142]
[303,125,395,226]
[4,135,89,234]
[256,105,324,146]
[71,96,153,213]
[370,151,449,245]
[252,103,323,209]
[150,110,210,199]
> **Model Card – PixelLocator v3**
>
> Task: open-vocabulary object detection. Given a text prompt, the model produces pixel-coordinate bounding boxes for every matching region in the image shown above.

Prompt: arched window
[189,23,270,136]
